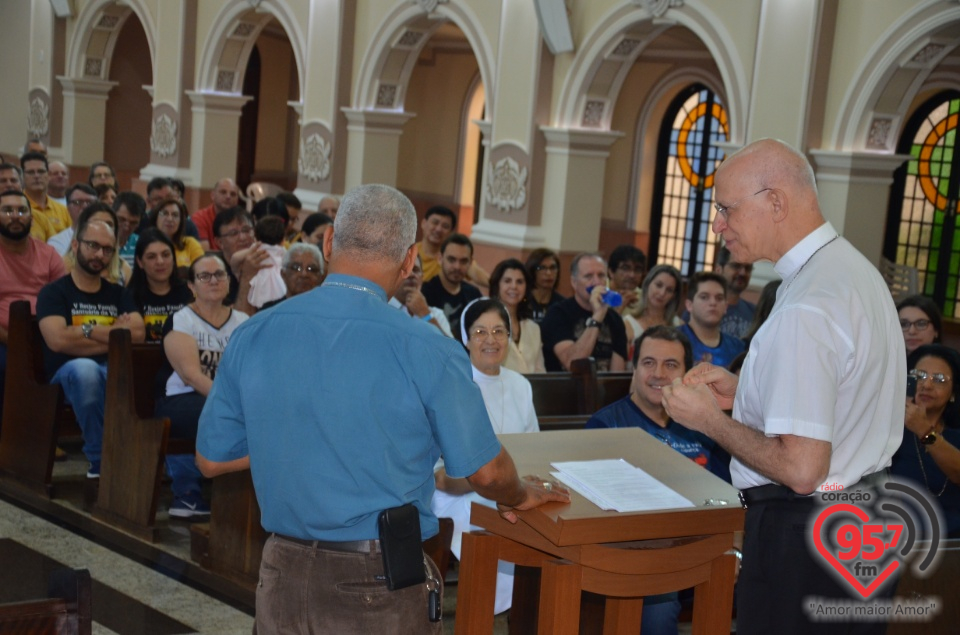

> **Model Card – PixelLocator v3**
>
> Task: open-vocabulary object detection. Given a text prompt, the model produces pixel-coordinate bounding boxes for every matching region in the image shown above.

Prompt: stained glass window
[648,85,729,278]
[884,92,960,317]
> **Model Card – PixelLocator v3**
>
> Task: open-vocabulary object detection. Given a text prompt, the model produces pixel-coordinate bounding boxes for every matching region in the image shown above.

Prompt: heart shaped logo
[812,503,900,599]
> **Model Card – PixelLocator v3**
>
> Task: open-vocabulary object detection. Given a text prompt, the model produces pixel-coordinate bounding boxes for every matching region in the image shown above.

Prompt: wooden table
[455,428,745,635]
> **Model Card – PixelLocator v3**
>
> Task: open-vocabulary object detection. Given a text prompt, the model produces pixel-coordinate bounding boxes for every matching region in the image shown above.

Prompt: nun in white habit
[431,298,540,614]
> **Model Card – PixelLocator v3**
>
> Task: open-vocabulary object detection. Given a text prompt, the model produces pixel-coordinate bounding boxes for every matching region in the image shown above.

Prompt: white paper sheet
[551,458,694,512]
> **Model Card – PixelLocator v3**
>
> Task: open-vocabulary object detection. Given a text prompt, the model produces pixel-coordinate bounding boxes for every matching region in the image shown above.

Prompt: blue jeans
[154,392,205,498]
[50,358,108,463]
[641,592,682,635]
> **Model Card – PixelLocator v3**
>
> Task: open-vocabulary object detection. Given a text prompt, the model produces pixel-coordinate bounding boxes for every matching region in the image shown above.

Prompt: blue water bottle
[588,286,623,307]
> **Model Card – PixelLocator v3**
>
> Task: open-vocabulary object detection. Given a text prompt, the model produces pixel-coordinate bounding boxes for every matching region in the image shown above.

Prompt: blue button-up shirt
[198,273,500,540]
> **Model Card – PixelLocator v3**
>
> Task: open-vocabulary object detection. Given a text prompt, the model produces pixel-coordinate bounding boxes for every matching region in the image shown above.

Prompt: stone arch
[353,0,496,113]
[554,0,747,141]
[196,0,305,97]
[65,0,156,81]
[831,2,960,152]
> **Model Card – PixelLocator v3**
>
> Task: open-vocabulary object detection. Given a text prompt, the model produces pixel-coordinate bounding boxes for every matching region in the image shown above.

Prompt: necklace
[782,236,838,294]
[324,280,383,301]
[913,430,949,496]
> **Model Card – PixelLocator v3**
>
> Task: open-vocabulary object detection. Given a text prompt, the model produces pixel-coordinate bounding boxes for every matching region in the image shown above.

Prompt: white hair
[332,184,416,263]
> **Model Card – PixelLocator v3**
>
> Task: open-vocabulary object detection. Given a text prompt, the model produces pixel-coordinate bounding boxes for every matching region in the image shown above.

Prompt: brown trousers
[255,535,443,634]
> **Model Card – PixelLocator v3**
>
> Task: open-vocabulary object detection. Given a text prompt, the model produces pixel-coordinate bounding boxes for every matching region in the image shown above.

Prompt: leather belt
[272,533,381,554]
[738,470,888,509]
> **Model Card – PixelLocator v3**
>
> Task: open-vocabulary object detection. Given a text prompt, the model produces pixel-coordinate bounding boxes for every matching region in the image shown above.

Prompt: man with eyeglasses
[258,243,326,311]
[0,189,66,418]
[36,217,145,479]
[212,206,267,314]
[19,152,62,241]
[661,139,904,634]
[607,244,646,316]
[389,254,452,337]
[714,246,756,338]
[48,184,98,256]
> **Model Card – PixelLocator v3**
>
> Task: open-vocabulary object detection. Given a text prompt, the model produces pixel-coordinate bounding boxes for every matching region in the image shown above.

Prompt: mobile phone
[378,503,426,591]
[907,374,917,398]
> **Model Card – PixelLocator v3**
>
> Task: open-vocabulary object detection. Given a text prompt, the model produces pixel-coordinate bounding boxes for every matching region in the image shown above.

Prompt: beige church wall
[820,0,922,150]
[253,34,297,174]
[0,3,34,156]
[396,49,480,200]
[103,17,152,179]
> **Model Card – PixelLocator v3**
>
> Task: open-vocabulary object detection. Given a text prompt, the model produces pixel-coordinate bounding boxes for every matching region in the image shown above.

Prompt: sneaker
[169,492,211,519]
[86,461,100,479]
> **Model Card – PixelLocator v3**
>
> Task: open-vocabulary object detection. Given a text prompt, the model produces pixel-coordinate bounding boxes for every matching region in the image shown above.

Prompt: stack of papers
[551,459,694,512]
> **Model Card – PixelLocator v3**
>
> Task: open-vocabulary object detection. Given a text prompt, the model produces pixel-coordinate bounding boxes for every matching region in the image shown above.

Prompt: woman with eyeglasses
[524,248,565,323]
[897,295,942,357]
[155,254,249,519]
[890,344,960,537]
[124,229,192,342]
[431,299,540,614]
[489,259,545,373]
[148,198,204,277]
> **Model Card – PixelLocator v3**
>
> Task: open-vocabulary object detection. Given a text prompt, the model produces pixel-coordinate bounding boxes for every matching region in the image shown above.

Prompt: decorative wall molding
[27,92,51,138]
[486,156,528,212]
[150,113,178,158]
[414,0,448,14]
[376,84,398,108]
[299,132,332,183]
[582,100,606,128]
[84,58,103,77]
[633,0,684,19]
[866,117,895,151]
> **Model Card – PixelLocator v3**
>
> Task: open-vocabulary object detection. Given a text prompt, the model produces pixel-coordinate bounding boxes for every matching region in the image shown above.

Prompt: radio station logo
[806,479,944,622]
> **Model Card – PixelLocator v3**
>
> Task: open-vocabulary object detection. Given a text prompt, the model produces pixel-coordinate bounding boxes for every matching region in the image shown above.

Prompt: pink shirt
[0,238,66,331]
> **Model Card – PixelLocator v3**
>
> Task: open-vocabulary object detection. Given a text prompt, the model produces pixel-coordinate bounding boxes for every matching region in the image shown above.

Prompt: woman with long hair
[625,264,683,363]
[489,259,545,373]
[148,198,204,276]
[897,295,942,358]
[524,248,564,323]
[124,228,192,342]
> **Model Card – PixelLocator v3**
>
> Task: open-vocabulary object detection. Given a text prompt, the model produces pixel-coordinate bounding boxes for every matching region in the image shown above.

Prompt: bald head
[211,178,239,212]
[713,139,825,263]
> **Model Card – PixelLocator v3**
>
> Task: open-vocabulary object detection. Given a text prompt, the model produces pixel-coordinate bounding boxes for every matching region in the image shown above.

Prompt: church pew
[0,568,92,635]
[0,301,69,498]
[92,329,172,542]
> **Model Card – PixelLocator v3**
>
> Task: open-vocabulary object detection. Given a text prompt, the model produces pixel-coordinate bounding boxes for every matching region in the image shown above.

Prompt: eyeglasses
[0,206,30,217]
[23,169,47,177]
[900,319,931,332]
[535,264,559,272]
[470,327,509,341]
[68,199,96,208]
[79,239,115,257]
[909,369,951,384]
[195,270,229,283]
[219,226,254,240]
[285,263,321,274]
[158,210,180,219]
[714,188,771,220]
[615,263,643,274]
[726,263,754,273]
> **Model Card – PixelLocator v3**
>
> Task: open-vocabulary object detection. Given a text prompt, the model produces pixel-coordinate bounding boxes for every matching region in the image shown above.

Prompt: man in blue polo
[196,183,568,634]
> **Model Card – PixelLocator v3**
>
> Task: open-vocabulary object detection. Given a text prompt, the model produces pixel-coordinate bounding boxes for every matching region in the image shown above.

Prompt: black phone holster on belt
[377,503,426,591]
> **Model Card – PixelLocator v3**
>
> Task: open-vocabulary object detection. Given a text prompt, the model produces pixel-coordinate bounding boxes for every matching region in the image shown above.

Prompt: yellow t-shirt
[418,242,441,281]
[28,205,56,242]
[175,236,206,269]
[28,195,71,237]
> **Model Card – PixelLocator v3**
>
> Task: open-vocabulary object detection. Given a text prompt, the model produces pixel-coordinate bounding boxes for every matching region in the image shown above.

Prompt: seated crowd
[1,148,958,631]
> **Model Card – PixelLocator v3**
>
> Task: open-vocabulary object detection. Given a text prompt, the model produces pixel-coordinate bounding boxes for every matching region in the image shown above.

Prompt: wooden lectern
[455,428,745,634]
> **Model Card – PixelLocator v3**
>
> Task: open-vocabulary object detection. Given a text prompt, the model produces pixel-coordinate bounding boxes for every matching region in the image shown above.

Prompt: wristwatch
[585,318,601,329]
[81,323,94,339]
[920,428,939,446]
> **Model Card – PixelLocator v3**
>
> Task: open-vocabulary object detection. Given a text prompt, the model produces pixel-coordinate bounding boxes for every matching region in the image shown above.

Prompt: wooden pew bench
[0,568,92,635]
[0,301,78,498]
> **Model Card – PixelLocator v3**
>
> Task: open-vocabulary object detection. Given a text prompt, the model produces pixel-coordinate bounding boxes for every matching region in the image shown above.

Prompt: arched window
[883,91,960,317]
[648,84,729,278]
